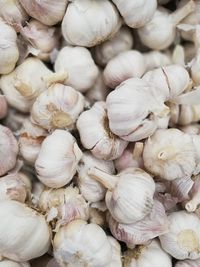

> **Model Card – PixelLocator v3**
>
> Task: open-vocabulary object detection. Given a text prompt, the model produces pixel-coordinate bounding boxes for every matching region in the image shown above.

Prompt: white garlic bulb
[94,26,134,67]
[107,236,122,267]
[143,128,197,181]
[88,167,155,224]
[61,0,121,47]
[19,119,48,165]
[159,211,200,260]
[53,220,112,267]
[0,95,8,119]
[35,130,82,188]
[77,151,115,203]
[112,0,157,28]
[103,50,146,88]
[138,1,195,50]
[0,124,18,176]
[0,57,52,113]
[124,239,172,267]
[143,51,171,71]
[54,46,99,92]
[175,258,200,267]
[106,78,169,142]
[0,18,19,75]
[190,49,200,85]
[31,83,85,130]
[0,260,30,267]
[77,101,128,160]
[19,0,68,26]
[0,200,51,261]
[39,186,89,226]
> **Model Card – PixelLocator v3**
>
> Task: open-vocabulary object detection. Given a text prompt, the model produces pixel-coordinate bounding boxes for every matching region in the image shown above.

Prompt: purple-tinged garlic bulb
[0,95,8,119]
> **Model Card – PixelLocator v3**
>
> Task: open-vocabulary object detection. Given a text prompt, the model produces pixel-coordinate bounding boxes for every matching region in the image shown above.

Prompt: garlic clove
[0,260,30,267]
[0,94,8,119]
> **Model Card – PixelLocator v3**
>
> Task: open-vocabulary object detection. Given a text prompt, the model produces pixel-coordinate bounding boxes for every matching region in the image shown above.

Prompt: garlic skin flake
[88,167,155,224]
[61,0,121,47]
[0,125,18,176]
[19,0,68,26]
[0,260,30,267]
[0,18,19,75]
[31,83,85,130]
[54,46,99,92]
[103,50,146,89]
[77,101,128,160]
[124,239,172,267]
[35,130,82,188]
[53,220,112,267]
[0,95,8,119]
[112,0,157,28]
[77,152,115,203]
[0,200,51,262]
[159,211,200,260]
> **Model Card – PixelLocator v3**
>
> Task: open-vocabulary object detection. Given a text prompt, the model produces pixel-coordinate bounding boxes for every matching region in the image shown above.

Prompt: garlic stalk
[159,210,200,260]
[124,239,172,267]
[35,130,82,188]
[77,151,115,203]
[0,260,30,267]
[54,46,99,92]
[138,1,195,50]
[143,51,172,71]
[88,167,155,224]
[0,200,51,261]
[53,220,112,267]
[112,0,157,28]
[94,26,134,67]
[19,0,68,26]
[103,50,146,88]
[0,95,8,119]
[0,124,18,176]
[61,0,121,47]
[31,83,85,130]
[77,101,127,160]
[178,0,200,25]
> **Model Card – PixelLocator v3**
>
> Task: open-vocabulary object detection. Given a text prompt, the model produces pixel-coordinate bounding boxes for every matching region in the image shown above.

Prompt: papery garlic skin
[0,18,19,75]
[143,51,171,71]
[0,58,52,113]
[107,236,122,267]
[19,0,68,26]
[94,26,134,67]
[54,46,99,92]
[159,211,200,260]
[112,0,157,28]
[124,239,172,267]
[0,200,51,261]
[31,83,85,130]
[143,128,197,181]
[77,152,115,203]
[35,130,82,188]
[0,95,8,119]
[0,125,18,176]
[61,0,121,47]
[0,260,30,267]
[53,220,112,267]
[103,50,146,88]
[106,78,169,142]
[77,101,128,160]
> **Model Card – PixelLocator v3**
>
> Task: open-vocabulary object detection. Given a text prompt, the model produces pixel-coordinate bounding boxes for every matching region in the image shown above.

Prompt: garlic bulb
[107,236,122,267]
[0,124,18,176]
[31,83,85,130]
[190,49,200,85]
[19,0,68,26]
[0,18,19,75]
[0,200,51,261]
[0,260,30,267]
[159,211,200,260]
[143,128,198,181]
[112,0,157,28]
[88,167,155,224]
[61,0,121,47]
[39,186,89,227]
[94,26,134,67]
[54,46,99,92]
[106,78,169,142]
[103,50,146,88]
[138,1,195,50]
[0,95,8,119]
[53,220,112,267]
[77,151,115,203]
[143,51,171,71]
[0,58,52,113]
[175,258,200,267]
[19,119,48,165]
[77,101,128,160]
[35,130,82,188]
[124,239,172,267]
[114,142,144,172]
